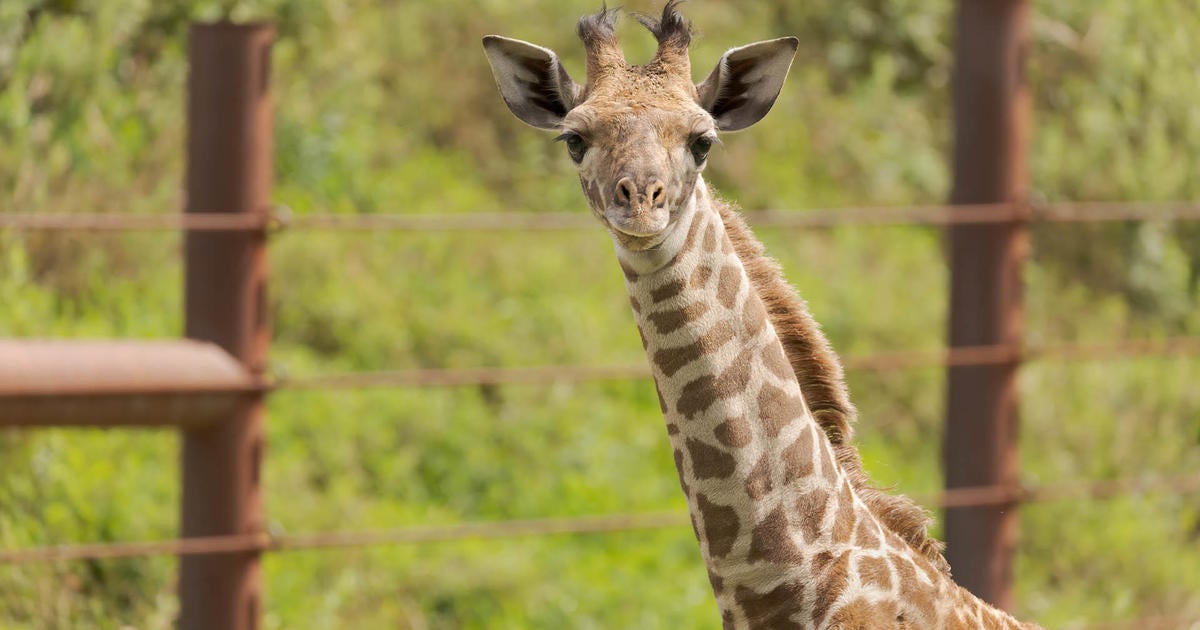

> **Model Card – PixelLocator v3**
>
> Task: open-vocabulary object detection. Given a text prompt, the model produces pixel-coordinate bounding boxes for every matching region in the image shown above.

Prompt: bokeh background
[2,0,1199,628]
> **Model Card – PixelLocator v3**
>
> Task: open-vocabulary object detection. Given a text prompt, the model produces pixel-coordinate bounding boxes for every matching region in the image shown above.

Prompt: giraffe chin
[604,207,670,240]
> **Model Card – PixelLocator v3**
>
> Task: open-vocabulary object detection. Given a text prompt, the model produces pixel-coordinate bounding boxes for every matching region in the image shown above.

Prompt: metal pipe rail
[0,339,261,427]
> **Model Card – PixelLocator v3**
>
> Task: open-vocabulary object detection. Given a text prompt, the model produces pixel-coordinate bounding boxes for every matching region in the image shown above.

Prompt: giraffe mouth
[604,206,671,238]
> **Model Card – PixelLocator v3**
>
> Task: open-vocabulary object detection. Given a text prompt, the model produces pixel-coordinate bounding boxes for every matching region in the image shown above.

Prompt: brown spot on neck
[650,279,685,303]
[796,488,829,544]
[757,382,804,436]
[733,582,805,629]
[716,264,742,310]
[780,425,816,484]
[646,301,709,335]
[696,493,739,558]
[652,319,735,378]
[713,415,752,448]
[686,438,736,480]
[747,506,801,564]
[742,292,769,335]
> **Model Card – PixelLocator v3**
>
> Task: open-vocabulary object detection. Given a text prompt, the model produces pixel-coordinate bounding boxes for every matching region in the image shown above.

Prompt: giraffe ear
[696,37,799,132]
[483,35,581,130]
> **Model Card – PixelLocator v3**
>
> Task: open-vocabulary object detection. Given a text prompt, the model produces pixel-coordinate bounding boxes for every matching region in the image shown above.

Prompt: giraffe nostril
[647,181,667,208]
[615,177,636,207]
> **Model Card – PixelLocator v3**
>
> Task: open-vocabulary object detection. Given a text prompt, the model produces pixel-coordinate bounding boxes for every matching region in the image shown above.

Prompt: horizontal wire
[0,513,687,564]
[0,212,270,232]
[274,337,1200,392]
[3,201,1200,232]
[0,473,1196,565]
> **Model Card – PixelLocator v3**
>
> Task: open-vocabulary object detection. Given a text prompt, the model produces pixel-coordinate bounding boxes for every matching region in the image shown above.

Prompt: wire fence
[4,200,1200,629]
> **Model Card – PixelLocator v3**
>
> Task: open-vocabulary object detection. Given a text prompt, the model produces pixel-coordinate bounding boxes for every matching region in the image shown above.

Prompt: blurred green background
[2,0,1199,628]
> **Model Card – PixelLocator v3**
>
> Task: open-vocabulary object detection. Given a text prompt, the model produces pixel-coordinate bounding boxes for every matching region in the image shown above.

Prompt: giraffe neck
[616,178,1030,629]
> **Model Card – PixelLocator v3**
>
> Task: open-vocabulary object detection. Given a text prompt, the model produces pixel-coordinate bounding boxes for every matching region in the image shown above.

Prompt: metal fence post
[181,22,274,630]
[944,0,1030,612]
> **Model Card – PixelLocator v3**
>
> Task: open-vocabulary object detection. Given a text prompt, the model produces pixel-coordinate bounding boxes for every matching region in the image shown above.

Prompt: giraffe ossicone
[484,3,1042,628]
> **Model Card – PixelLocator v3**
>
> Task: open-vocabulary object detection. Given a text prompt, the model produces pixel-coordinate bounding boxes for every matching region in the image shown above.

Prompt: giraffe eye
[555,132,589,164]
[690,134,714,163]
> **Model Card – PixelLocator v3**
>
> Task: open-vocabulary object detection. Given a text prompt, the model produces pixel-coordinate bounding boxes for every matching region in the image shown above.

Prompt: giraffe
[483,3,1042,628]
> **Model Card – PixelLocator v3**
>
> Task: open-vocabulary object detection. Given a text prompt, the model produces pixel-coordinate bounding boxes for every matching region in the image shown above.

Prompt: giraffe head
[483,2,797,252]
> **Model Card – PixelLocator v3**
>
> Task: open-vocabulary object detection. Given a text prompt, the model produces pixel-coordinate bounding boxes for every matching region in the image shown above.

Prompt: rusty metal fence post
[180,22,274,630]
[943,0,1031,612]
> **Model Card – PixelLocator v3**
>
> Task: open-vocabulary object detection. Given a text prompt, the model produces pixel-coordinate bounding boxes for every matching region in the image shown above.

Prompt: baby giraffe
[484,3,1040,629]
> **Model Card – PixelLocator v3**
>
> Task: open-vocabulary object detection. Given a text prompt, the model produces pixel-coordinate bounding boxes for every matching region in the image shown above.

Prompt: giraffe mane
[714,192,951,574]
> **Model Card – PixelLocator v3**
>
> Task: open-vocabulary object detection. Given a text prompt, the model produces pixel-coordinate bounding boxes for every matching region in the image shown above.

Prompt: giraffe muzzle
[607,176,671,237]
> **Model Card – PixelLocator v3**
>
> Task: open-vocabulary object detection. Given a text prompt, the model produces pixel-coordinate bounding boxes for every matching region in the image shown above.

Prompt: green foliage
[2,0,1199,627]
